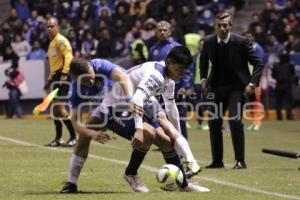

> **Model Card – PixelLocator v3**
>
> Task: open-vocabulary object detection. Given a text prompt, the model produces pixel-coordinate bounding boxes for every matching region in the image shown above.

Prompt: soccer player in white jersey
[62,47,210,193]
[94,46,206,191]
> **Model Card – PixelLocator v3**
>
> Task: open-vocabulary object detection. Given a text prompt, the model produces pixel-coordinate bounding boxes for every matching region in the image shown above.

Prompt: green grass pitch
[0,119,299,200]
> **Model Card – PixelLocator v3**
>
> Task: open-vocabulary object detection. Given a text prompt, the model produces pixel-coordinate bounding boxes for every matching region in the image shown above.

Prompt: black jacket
[200,32,264,87]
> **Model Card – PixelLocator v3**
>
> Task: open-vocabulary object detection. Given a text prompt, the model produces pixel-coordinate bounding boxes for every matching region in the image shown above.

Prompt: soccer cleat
[201,124,209,130]
[123,174,149,193]
[60,181,78,193]
[253,125,260,131]
[62,138,77,147]
[247,124,254,131]
[180,183,211,192]
[44,139,62,147]
[185,162,201,179]
[186,121,192,129]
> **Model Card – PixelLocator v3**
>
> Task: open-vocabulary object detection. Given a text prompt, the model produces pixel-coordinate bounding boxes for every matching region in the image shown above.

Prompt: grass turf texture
[0,119,299,200]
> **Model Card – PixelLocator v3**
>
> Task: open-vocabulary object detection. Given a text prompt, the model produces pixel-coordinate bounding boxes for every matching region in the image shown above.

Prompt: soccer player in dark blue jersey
[61,49,209,193]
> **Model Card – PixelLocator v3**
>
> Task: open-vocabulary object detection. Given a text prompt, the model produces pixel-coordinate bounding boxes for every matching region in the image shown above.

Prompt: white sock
[174,136,197,163]
[68,154,86,184]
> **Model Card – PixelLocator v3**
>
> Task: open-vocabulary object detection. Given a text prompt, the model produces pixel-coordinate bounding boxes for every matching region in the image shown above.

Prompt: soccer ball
[156,164,184,191]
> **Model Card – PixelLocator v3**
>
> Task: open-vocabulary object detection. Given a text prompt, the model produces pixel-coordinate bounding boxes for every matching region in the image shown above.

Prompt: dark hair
[11,57,19,68]
[166,46,193,69]
[215,11,232,25]
[216,11,230,20]
[70,58,90,76]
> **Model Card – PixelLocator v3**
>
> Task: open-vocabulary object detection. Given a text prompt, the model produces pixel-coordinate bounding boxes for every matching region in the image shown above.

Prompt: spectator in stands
[96,28,116,58]
[129,1,146,22]
[81,31,98,59]
[98,6,112,25]
[266,11,284,37]
[68,29,81,56]
[112,18,128,39]
[141,18,157,48]
[266,34,284,66]
[27,40,46,60]
[30,21,49,50]
[50,0,65,19]
[248,13,264,33]
[21,22,31,43]
[285,12,298,30]
[146,0,162,21]
[169,17,185,45]
[281,0,295,18]
[59,18,72,37]
[11,33,31,60]
[179,3,198,34]
[65,0,81,23]
[284,33,300,53]
[130,28,148,65]
[26,9,44,32]
[2,58,24,118]
[6,8,22,31]
[2,46,18,62]
[14,0,30,21]
[260,1,276,28]
[124,24,140,48]
[162,3,177,22]
[198,9,215,34]
[74,19,90,41]
[0,34,10,61]
[113,3,132,30]
[272,51,295,120]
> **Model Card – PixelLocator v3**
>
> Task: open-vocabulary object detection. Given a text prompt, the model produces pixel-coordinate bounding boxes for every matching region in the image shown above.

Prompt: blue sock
[162,151,188,188]
[125,148,148,175]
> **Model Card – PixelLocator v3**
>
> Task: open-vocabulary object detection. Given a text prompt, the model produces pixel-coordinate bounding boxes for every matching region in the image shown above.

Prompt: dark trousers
[275,86,293,120]
[207,89,245,162]
[7,88,22,118]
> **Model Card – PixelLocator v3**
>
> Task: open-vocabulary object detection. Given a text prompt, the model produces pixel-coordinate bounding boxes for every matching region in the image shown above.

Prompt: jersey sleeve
[162,81,181,133]
[69,82,82,108]
[91,59,119,78]
[131,64,165,129]
[57,37,73,74]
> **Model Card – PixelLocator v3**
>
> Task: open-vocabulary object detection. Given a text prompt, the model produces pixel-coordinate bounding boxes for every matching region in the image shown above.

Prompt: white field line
[0,135,299,200]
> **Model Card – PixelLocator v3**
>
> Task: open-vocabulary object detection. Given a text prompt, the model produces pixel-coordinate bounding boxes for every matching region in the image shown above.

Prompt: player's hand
[131,128,144,148]
[244,84,256,101]
[60,74,68,81]
[128,101,144,117]
[186,87,194,94]
[92,131,111,144]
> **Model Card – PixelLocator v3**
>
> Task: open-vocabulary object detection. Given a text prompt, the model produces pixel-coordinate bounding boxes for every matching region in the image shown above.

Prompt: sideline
[0,135,299,200]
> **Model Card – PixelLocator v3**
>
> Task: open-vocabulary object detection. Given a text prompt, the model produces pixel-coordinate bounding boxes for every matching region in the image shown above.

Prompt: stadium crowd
[1,0,300,120]
[0,0,243,61]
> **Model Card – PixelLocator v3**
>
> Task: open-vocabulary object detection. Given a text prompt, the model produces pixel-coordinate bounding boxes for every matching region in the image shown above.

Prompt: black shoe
[44,139,61,147]
[233,161,247,169]
[60,181,78,193]
[205,162,224,169]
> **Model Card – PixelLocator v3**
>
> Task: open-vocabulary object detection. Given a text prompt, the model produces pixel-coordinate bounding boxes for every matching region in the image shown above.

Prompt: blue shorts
[94,107,135,140]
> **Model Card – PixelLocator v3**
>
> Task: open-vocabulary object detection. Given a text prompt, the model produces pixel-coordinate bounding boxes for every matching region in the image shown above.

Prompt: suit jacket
[200,32,264,88]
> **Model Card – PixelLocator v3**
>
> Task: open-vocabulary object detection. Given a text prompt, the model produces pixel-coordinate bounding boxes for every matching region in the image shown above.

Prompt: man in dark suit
[200,11,263,169]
